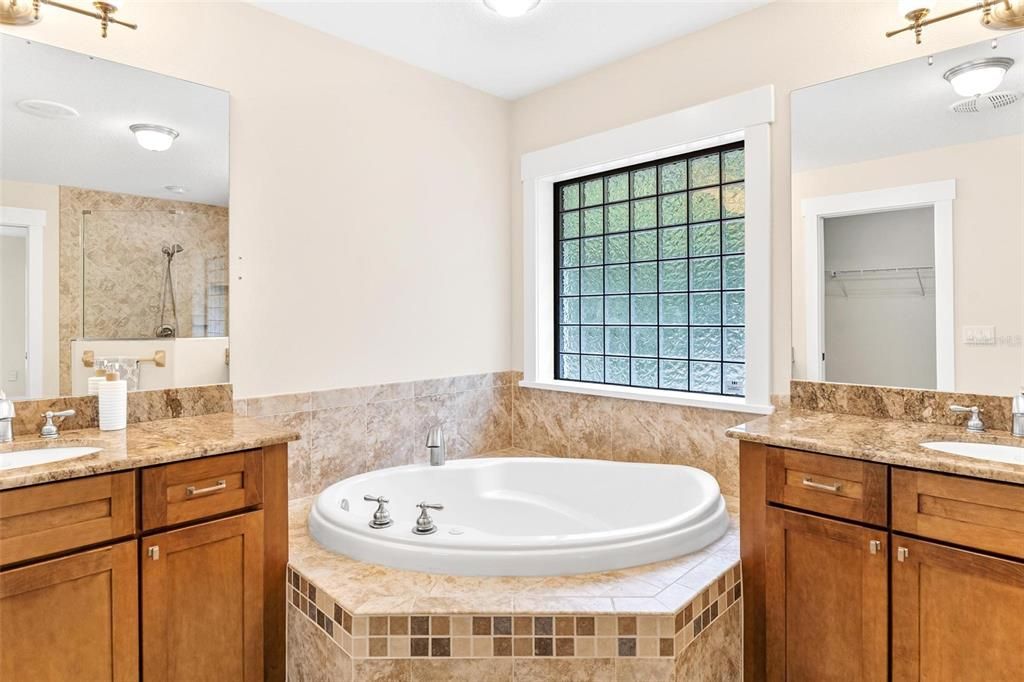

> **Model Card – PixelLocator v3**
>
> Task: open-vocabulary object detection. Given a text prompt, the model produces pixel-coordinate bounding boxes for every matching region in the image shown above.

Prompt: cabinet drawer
[141,451,262,531]
[892,469,1024,560]
[766,448,888,526]
[0,472,136,567]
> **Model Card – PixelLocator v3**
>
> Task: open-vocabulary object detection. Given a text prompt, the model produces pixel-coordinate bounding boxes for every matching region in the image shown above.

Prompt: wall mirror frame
[790,30,1024,396]
[0,35,230,400]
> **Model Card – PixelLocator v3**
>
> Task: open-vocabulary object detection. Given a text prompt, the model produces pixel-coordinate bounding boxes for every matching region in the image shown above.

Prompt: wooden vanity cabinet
[0,442,289,682]
[741,441,1024,682]
[765,508,888,682]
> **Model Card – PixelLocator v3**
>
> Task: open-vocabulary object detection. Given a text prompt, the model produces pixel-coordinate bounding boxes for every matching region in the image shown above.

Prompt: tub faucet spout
[426,425,446,466]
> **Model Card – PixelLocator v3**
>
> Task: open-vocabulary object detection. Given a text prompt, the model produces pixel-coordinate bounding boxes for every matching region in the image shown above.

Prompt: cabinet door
[0,540,138,681]
[765,507,887,682]
[142,511,264,682]
[892,536,1024,681]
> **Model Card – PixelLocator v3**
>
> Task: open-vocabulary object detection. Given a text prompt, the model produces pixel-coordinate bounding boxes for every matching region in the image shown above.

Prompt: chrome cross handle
[413,501,444,535]
[364,495,393,529]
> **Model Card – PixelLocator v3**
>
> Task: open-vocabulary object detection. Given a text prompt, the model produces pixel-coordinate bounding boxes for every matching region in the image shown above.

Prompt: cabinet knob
[896,546,909,562]
[148,546,160,560]
[869,540,881,555]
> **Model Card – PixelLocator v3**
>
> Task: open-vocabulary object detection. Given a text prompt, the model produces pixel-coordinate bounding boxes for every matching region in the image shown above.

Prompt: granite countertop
[727,408,1024,485]
[0,412,299,490]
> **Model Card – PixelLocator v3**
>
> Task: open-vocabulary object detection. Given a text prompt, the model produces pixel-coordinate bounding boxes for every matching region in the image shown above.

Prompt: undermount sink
[921,441,1024,465]
[0,446,102,471]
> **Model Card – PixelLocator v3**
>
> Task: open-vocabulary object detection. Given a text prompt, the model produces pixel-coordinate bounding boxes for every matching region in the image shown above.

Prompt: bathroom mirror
[791,31,1024,396]
[0,35,229,399]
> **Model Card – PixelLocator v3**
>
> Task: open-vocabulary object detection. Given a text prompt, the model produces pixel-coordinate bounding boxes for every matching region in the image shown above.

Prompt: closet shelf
[827,265,934,297]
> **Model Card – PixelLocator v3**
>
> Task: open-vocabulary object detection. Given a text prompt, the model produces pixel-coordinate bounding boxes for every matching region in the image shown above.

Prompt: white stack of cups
[97,371,127,431]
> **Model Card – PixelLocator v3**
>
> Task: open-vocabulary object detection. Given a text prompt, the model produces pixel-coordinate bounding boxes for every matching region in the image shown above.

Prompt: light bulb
[129,124,179,152]
[483,0,541,18]
[898,0,936,20]
[944,58,1014,97]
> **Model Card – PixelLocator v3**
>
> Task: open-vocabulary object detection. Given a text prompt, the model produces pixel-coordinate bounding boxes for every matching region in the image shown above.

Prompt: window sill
[518,379,775,415]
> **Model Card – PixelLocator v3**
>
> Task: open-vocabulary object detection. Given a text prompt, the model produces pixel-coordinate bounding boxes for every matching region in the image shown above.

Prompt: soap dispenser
[1013,388,1024,437]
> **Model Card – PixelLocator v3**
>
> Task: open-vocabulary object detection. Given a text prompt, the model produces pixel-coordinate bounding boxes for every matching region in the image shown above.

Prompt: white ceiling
[253,0,769,99]
[0,36,229,206]
[792,31,1024,173]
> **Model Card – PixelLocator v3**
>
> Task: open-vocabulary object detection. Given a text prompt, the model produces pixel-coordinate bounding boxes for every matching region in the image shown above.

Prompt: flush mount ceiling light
[888,0,1024,44]
[0,0,137,37]
[16,98,80,120]
[944,57,1015,96]
[130,123,179,152]
[483,0,540,18]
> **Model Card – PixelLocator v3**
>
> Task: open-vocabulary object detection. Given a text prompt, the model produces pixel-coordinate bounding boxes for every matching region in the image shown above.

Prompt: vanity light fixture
[944,57,1014,96]
[130,123,179,152]
[888,0,1024,44]
[482,0,540,18]
[0,0,137,37]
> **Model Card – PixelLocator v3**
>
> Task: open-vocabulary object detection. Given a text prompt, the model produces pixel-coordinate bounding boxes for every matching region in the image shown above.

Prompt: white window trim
[520,86,775,415]
[801,179,956,391]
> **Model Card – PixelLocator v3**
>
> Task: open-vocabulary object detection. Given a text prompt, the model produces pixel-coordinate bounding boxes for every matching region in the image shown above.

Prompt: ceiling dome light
[944,57,1015,98]
[129,123,179,152]
[483,0,540,18]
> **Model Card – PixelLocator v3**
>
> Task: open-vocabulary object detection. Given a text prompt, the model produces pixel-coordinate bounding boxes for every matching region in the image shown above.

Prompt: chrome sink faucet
[1012,390,1024,438]
[426,425,446,466]
[0,391,13,443]
[950,404,985,433]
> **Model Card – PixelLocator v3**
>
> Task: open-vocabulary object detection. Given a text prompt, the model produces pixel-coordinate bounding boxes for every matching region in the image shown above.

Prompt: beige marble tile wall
[59,186,229,393]
[236,372,518,499]
[512,388,751,497]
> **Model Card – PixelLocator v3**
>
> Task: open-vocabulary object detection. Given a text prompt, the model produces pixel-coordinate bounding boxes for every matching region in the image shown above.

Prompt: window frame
[552,141,747,396]
[520,86,775,414]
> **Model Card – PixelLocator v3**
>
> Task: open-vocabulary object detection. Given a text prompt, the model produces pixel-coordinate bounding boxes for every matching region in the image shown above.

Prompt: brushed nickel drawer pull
[869,540,881,555]
[186,479,226,497]
[148,546,160,560]
[897,547,909,562]
[802,477,842,493]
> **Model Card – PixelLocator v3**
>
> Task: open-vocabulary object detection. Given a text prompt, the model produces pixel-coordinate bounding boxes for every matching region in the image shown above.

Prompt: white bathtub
[308,458,729,576]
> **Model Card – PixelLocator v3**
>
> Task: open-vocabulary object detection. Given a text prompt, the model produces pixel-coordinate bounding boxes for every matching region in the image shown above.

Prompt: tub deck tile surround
[286,495,741,680]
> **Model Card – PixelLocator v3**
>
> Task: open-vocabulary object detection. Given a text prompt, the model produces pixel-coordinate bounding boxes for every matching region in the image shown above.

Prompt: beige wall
[792,135,1024,395]
[0,180,60,396]
[509,1,986,397]
[2,2,513,399]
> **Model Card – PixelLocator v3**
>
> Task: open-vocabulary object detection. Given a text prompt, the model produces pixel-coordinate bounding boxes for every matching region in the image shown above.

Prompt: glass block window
[555,142,745,396]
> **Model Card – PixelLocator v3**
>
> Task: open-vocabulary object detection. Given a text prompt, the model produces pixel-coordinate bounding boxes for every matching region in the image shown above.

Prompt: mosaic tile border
[286,563,741,661]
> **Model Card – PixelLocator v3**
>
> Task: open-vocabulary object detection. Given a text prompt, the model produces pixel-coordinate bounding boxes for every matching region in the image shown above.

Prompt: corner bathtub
[308,457,729,576]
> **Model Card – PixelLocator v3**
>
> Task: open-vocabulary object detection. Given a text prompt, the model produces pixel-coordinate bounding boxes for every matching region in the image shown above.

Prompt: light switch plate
[963,325,996,345]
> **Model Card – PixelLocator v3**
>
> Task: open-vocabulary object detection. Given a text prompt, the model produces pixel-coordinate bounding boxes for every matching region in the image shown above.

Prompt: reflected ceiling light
[17,99,79,119]
[0,0,137,38]
[943,57,1014,97]
[888,0,1024,44]
[483,0,540,18]
[129,123,179,152]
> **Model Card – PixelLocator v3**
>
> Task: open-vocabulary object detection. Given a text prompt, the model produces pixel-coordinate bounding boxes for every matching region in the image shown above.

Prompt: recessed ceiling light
[129,123,179,152]
[164,185,187,194]
[943,57,1015,98]
[17,99,80,120]
[483,0,540,18]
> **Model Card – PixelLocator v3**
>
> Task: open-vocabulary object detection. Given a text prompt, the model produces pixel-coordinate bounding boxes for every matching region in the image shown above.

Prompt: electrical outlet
[963,325,996,345]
